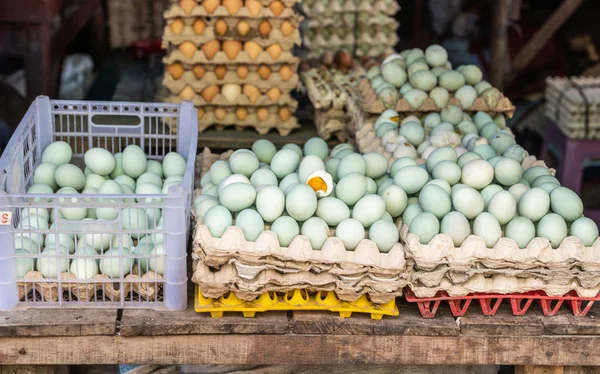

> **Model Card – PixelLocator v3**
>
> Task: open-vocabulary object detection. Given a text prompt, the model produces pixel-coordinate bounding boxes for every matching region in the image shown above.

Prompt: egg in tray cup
[160,0,302,135]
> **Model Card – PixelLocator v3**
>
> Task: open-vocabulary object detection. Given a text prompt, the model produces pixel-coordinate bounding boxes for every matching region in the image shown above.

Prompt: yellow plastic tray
[194,286,399,319]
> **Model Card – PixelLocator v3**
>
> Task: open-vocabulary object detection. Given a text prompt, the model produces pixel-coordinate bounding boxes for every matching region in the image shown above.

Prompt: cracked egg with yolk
[305,170,333,198]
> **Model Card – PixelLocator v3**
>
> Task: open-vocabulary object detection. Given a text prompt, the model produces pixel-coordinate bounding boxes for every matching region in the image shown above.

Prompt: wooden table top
[1,294,600,366]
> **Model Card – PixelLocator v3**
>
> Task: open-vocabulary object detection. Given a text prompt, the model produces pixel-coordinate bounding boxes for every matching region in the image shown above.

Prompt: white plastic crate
[0,96,197,311]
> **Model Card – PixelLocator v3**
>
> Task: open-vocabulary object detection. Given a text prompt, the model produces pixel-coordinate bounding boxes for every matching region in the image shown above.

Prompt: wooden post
[490,0,510,90]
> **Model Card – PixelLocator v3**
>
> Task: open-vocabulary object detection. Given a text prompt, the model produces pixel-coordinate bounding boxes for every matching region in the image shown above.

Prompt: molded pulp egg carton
[403,156,600,299]
[163,47,299,66]
[166,1,301,19]
[545,76,600,139]
[195,106,299,135]
[301,0,399,17]
[0,96,197,311]
[358,79,517,115]
[190,148,409,303]
[163,90,296,107]
[314,110,348,141]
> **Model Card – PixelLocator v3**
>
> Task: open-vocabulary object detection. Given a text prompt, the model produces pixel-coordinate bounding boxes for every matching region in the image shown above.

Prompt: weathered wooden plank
[458,304,543,336]
[542,304,600,335]
[2,335,600,366]
[0,366,68,374]
[515,366,565,374]
[120,308,290,336]
[0,309,117,337]
[291,302,459,336]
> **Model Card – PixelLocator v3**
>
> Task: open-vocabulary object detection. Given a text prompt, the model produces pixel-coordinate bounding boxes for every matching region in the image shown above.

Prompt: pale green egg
[195,196,219,219]
[403,89,428,109]
[229,150,259,178]
[84,174,105,190]
[399,122,425,147]
[402,203,423,226]
[14,236,40,253]
[286,184,317,221]
[337,153,367,179]
[250,169,278,188]
[362,152,388,179]
[133,242,154,272]
[440,105,463,125]
[255,185,285,222]
[522,166,551,184]
[365,178,377,194]
[148,244,166,275]
[409,212,439,244]
[316,197,350,226]
[419,184,451,219]
[432,160,461,185]
[303,137,329,160]
[352,194,386,228]
[14,249,34,278]
[57,187,87,220]
[550,187,583,222]
[330,143,354,158]
[457,152,482,168]
[473,212,501,247]
[121,208,149,239]
[145,208,162,229]
[122,145,147,179]
[325,158,341,182]
[298,155,325,182]
[336,173,367,206]
[137,172,163,188]
[487,156,503,167]
[394,165,428,194]
[113,175,136,190]
[301,217,330,250]
[279,173,300,192]
[218,174,250,195]
[430,67,448,77]
[219,182,256,213]
[377,179,395,195]
[455,85,477,109]
[473,144,496,160]
[85,148,115,176]
[379,184,408,217]
[83,228,113,251]
[70,256,99,279]
[34,163,58,190]
[438,70,465,92]
[570,217,599,246]
[99,179,124,194]
[487,191,517,225]
[135,183,162,204]
[494,158,523,186]
[461,160,494,189]
[21,207,49,222]
[474,112,494,129]
[271,216,299,247]
[112,233,134,249]
[162,152,186,178]
[430,122,455,136]
[375,174,392,187]
[235,209,264,241]
[55,164,85,190]
[441,211,470,246]
[27,183,54,201]
[502,145,526,163]
[518,187,550,222]
[410,70,437,91]
[460,65,483,85]
[479,123,499,139]
[430,87,450,108]
[539,182,559,194]
[537,213,568,248]
[145,159,163,178]
[368,220,399,252]
[334,149,355,160]
[480,184,503,209]
[209,160,232,185]
[456,120,478,135]
[37,247,69,278]
[270,149,300,179]
[489,132,516,155]
[390,157,417,176]
[531,175,560,188]
[426,147,457,173]
[426,179,451,195]
[382,62,407,87]
[335,218,366,250]
[508,183,530,203]
[252,139,277,164]
[452,185,484,219]
[204,205,232,238]
[423,113,441,131]
[381,211,394,222]
[45,230,75,254]
[110,153,125,179]
[42,141,72,165]
[99,248,133,278]
[282,143,303,157]
[505,217,535,249]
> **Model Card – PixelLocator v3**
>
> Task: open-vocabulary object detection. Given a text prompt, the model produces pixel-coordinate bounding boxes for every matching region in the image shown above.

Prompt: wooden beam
[490,0,511,89]
[511,0,584,72]
[2,335,600,366]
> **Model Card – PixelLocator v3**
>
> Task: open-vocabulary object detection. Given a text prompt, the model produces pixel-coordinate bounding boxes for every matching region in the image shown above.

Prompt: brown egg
[170,18,185,35]
[192,65,206,79]
[268,1,284,16]
[180,0,196,14]
[201,85,220,102]
[266,44,282,59]
[223,0,242,15]
[179,41,198,59]
[236,20,250,36]
[236,107,248,120]
[243,84,261,103]
[258,20,272,37]
[201,40,220,60]
[202,0,220,14]
[193,19,206,35]
[279,107,293,121]
[180,86,196,100]
[214,65,227,79]
[246,0,263,16]
[167,63,185,80]
[280,20,294,36]
[215,107,227,120]
[257,65,271,80]
[215,19,228,36]
[236,65,249,79]
[280,65,294,81]
[321,51,334,67]
[244,41,262,60]
[197,107,205,119]
[266,88,281,101]
[257,108,269,121]
[335,49,353,70]
[222,40,242,60]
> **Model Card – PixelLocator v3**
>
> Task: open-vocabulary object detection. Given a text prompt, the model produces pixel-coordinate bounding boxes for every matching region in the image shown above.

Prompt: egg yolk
[307,177,327,192]
[390,116,399,122]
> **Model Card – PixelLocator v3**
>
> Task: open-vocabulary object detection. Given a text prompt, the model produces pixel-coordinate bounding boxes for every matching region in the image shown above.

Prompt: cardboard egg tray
[358,79,517,115]
[164,59,300,81]
[301,0,399,17]
[163,48,299,66]
[163,70,299,94]
[195,105,299,135]
[302,33,354,52]
[354,44,395,58]
[166,1,299,20]
[314,110,348,141]
[545,76,600,139]
[163,17,301,49]
[18,267,162,302]
[164,90,296,107]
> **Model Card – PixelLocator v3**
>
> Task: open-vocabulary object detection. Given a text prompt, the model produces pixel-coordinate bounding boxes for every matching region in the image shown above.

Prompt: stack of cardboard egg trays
[545,76,600,139]
[301,66,365,141]
[300,0,399,58]
[162,0,302,135]
[108,0,169,49]
[191,148,409,304]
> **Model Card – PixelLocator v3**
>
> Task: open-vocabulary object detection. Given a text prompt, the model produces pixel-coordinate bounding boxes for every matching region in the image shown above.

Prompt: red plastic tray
[404,288,600,318]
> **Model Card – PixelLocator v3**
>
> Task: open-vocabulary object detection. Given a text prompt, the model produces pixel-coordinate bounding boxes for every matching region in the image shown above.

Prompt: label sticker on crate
[0,212,12,225]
